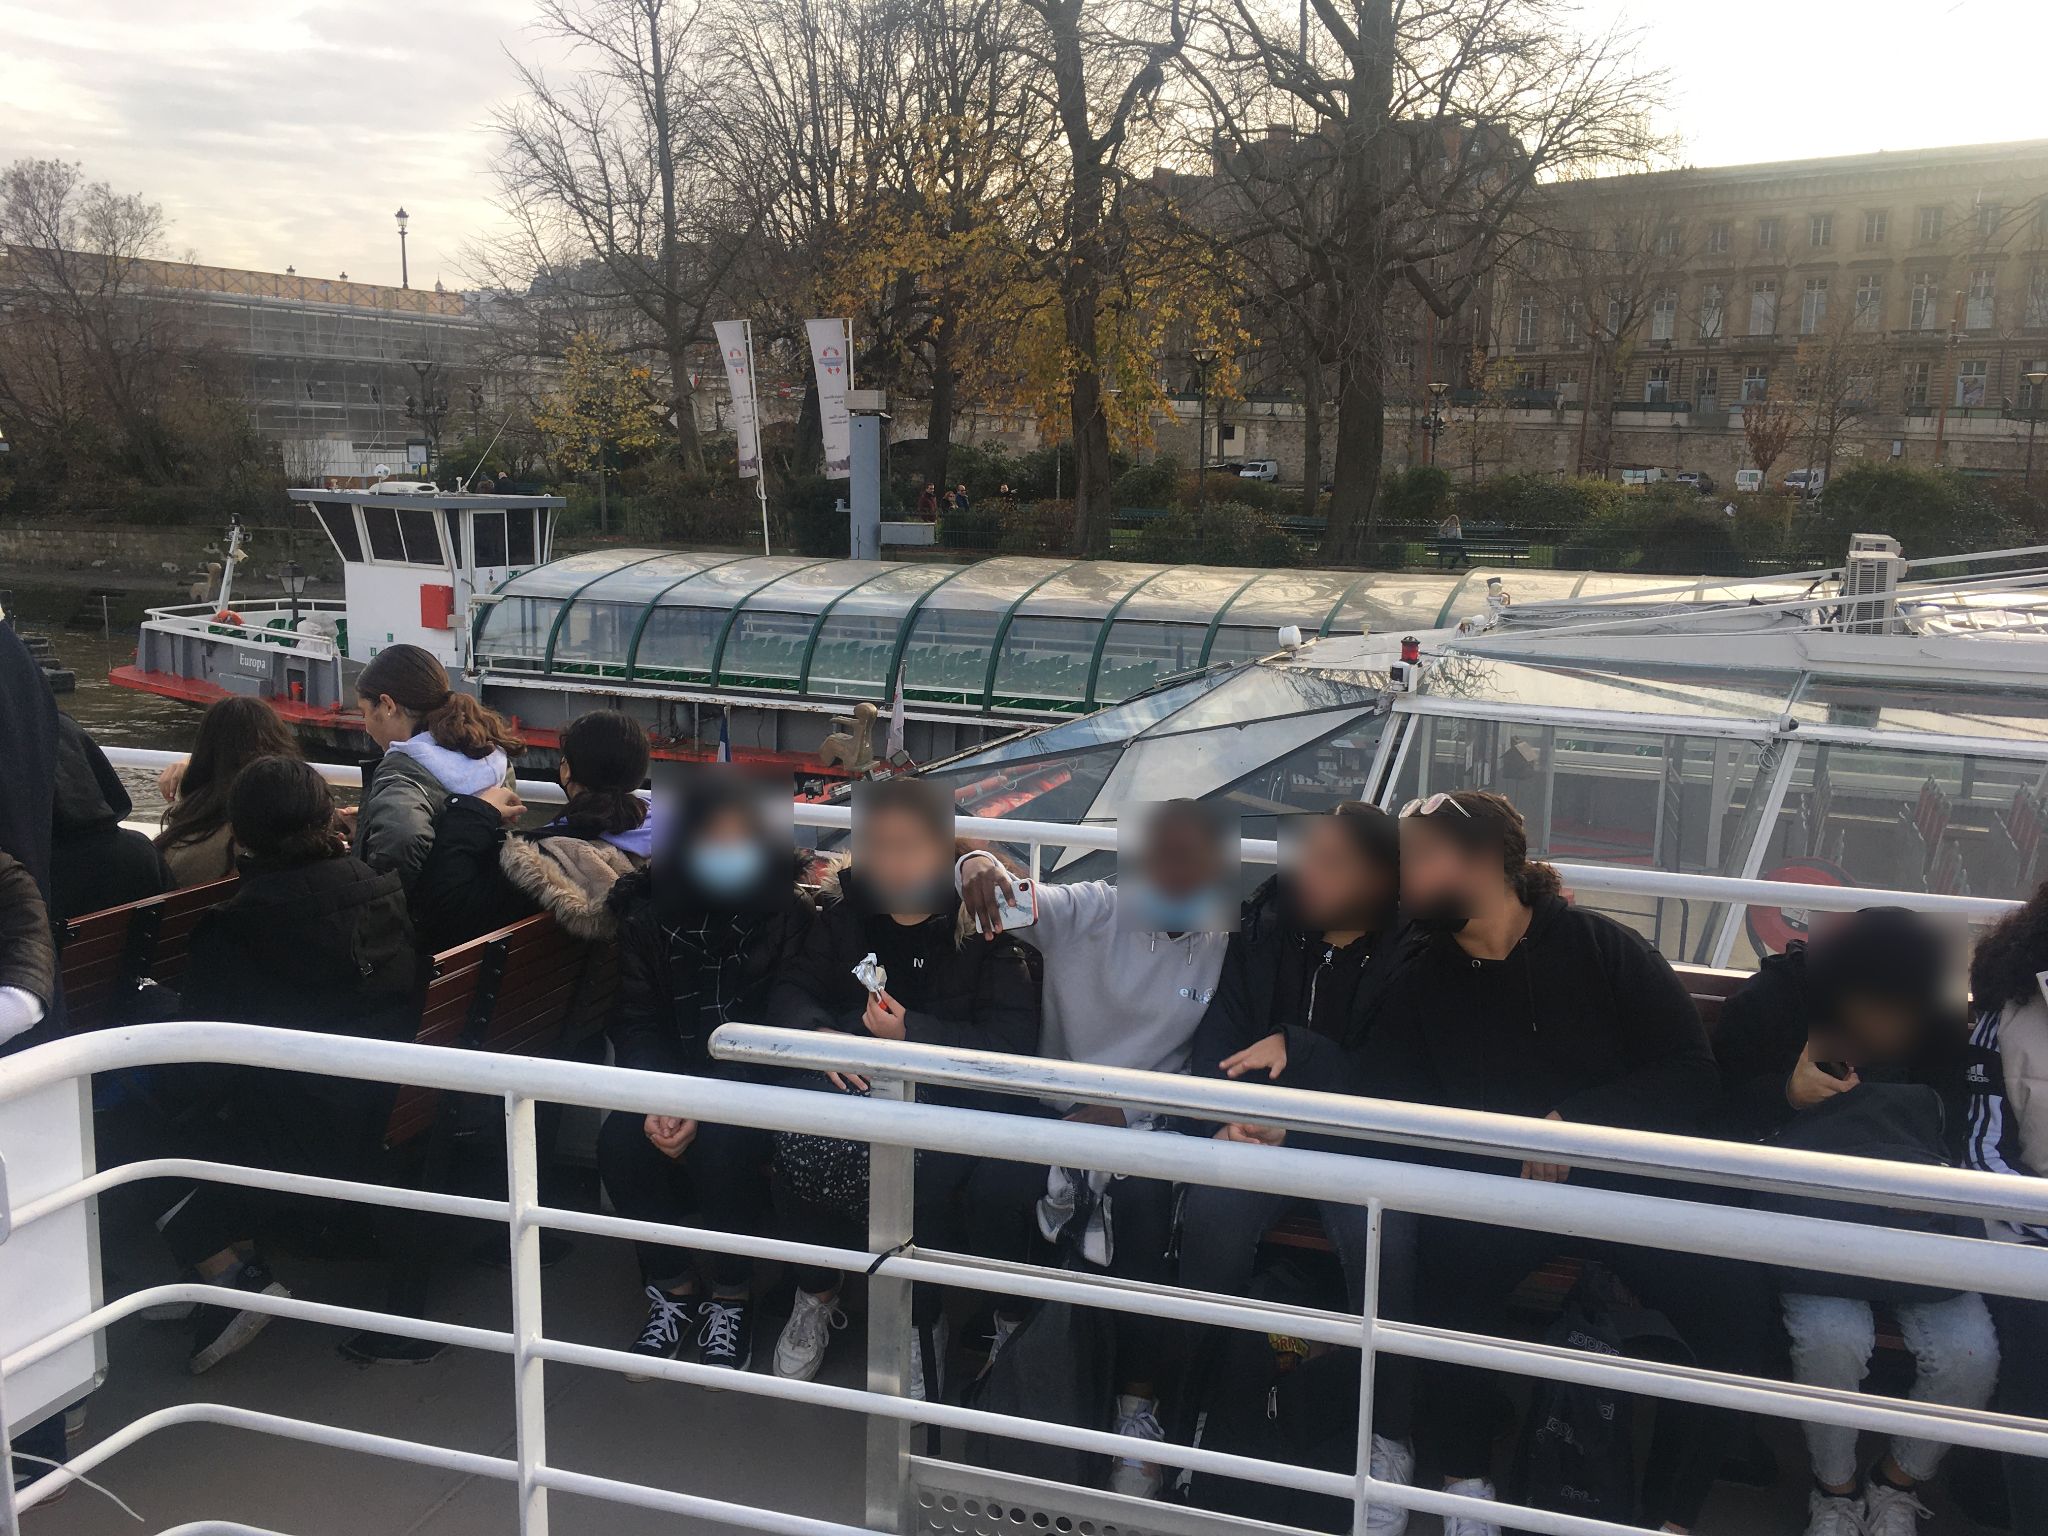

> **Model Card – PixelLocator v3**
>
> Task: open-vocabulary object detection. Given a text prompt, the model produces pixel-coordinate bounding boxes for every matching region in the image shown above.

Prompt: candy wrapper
[851,952,889,997]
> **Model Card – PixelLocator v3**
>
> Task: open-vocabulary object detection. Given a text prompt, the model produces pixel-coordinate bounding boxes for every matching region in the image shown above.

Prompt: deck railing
[5,1023,2048,1536]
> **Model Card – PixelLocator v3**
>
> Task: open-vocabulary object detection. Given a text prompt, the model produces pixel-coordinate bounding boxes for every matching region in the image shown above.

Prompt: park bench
[1430,535,1532,568]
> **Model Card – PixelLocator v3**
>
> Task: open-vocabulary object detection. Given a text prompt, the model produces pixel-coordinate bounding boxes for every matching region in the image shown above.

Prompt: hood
[551,789,657,858]
[52,716,131,837]
[501,835,637,941]
[384,731,508,797]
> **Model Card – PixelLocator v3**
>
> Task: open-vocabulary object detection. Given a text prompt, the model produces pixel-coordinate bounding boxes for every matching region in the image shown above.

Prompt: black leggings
[595,1110,772,1293]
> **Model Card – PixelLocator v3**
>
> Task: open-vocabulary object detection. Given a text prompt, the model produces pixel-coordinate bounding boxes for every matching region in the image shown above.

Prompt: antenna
[467,411,517,490]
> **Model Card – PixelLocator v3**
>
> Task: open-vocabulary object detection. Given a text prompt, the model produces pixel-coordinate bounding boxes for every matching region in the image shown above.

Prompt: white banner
[806,317,852,479]
[712,319,762,478]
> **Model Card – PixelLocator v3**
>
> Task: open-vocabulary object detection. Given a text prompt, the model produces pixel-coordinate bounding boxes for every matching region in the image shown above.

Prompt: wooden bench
[1431,536,1532,568]
[57,877,241,1032]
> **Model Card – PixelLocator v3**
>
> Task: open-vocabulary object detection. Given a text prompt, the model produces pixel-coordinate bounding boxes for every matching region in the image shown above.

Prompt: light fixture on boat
[280,561,308,631]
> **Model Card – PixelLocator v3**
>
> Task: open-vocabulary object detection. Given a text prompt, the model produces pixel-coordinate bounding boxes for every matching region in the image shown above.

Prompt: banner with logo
[805,317,852,479]
[712,319,762,478]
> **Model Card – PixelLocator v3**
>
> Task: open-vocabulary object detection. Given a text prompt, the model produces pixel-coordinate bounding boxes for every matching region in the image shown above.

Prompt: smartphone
[987,877,1038,932]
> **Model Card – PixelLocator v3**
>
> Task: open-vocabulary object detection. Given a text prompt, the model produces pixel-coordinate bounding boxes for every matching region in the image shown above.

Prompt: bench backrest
[57,877,240,1033]
[1672,962,1748,1034]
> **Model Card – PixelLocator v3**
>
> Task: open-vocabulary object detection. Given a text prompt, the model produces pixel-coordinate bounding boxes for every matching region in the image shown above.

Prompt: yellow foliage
[535,331,667,472]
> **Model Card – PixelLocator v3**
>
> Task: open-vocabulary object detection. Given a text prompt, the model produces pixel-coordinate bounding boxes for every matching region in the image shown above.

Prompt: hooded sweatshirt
[49,715,169,925]
[954,848,1227,1081]
[356,731,513,897]
[1360,894,1716,1155]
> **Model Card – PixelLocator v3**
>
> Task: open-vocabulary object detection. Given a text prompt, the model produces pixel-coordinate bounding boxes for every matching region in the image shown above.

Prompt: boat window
[937,675,1228,771]
[1147,662,1384,736]
[398,506,443,565]
[722,610,813,683]
[904,608,1003,698]
[635,605,722,676]
[505,509,538,566]
[807,613,902,694]
[1094,621,1211,703]
[313,502,363,563]
[474,596,560,669]
[991,616,1096,703]
[442,509,464,565]
[553,601,637,667]
[1794,676,2048,744]
[1206,626,1277,667]
[363,506,406,563]
[472,512,508,568]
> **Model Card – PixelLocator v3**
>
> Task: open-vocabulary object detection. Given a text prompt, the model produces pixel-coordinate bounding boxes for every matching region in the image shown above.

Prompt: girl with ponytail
[353,644,521,899]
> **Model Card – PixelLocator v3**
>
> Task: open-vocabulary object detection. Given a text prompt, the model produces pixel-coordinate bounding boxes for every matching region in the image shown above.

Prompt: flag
[717,713,731,763]
[885,663,906,759]
[805,318,853,479]
[712,319,762,478]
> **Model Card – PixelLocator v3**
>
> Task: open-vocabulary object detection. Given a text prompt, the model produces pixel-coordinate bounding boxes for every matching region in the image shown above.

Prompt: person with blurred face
[955,799,1236,1498]
[601,773,813,1378]
[1364,790,1760,1536]
[1716,908,1995,1536]
[765,778,1039,1399]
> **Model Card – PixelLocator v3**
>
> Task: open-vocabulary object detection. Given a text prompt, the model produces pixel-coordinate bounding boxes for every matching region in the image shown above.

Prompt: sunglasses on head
[1399,792,1473,820]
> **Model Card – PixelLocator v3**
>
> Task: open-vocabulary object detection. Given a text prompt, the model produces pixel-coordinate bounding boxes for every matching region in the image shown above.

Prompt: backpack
[1510,1262,1689,1527]
[1755,1082,1973,1303]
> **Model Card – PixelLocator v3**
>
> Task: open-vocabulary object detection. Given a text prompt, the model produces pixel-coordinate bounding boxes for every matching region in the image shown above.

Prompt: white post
[505,1094,551,1536]
[746,320,772,557]
[864,1076,916,1532]
[1352,1199,1385,1536]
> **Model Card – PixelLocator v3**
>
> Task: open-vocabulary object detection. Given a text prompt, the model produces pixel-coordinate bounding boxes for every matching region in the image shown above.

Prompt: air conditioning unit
[1842,533,1905,634]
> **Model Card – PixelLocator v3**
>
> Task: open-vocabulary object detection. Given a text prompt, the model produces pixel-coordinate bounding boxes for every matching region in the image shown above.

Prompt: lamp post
[1425,380,1449,466]
[280,561,307,632]
[394,207,410,290]
[2027,368,2048,495]
[1190,345,1218,521]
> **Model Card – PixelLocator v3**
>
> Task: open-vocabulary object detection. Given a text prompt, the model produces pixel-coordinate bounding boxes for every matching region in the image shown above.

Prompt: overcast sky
[2,0,2044,287]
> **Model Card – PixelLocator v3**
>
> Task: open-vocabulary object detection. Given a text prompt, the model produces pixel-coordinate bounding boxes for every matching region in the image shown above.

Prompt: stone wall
[0,523,339,581]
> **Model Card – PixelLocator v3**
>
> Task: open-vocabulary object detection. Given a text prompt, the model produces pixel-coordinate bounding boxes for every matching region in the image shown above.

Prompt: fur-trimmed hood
[500,833,640,941]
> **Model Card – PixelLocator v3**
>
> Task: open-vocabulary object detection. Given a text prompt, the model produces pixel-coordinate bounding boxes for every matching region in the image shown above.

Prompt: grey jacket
[356,743,513,896]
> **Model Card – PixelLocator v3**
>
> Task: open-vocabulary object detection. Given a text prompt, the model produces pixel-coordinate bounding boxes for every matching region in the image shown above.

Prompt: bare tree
[1792,303,1894,484]
[1742,383,1798,487]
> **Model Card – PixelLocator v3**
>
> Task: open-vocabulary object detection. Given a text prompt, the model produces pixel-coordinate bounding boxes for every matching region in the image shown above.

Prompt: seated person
[764,778,1039,1400]
[413,709,656,948]
[1961,883,2048,1535]
[163,755,418,1374]
[51,714,167,924]
[1363,790,1766,1536]
[957,798,1238,1497]
[154,697,301,888]
[600,772,812,1374]
[0,850,54,1051]
[1717,907,1996,1536]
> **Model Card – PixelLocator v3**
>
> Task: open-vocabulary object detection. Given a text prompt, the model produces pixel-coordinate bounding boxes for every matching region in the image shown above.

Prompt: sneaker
[696,1298,754,1372]
[1366,1435,1416,1535]
[908,1314,948,1402]
[1107,1393,1166,1499]
[187,1261,289,1375]
[626,1286,696,1382]
[1803,1488,1867,1536]
[1441,1477,1501,1536]
[1862,1482,1932,1536]
[774,1289,846,1382]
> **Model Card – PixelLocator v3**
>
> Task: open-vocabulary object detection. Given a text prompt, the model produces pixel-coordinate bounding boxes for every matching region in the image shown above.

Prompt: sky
[2,0,2045,288]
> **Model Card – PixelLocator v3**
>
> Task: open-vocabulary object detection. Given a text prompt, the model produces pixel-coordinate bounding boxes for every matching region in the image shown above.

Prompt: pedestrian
[916,482,939,520]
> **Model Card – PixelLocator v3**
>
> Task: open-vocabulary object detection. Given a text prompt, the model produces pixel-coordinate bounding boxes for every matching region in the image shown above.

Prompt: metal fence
[6,1018,2048,1536]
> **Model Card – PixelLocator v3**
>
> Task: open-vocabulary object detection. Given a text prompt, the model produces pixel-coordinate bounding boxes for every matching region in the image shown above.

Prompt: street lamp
[280,561,308,631]
[395,207,410,290]
[2027,368,2048,494]
[1425,380,1449,466]
[1190,345,1219,521]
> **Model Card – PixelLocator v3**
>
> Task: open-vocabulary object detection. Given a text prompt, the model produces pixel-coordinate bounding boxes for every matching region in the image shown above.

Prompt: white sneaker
[1803,1488,1866,1536]
[1861,1482,1932,1536]
[908,1315,948,1402]
[1441,1477,1501,1536]
[1366,1435,1415,1534]
[773,1289,845,1382]
[1107,1393,1166,1499]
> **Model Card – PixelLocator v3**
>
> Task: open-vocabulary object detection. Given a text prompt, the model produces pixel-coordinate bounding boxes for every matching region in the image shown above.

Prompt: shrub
[1110,455,1180,510]
[779,475,846,558]
[1638,510,1745,576]
[1455,473,1624,538]
[1133,501,1304,567]
[1379,465,1453,525]
[1805,462,2014,561]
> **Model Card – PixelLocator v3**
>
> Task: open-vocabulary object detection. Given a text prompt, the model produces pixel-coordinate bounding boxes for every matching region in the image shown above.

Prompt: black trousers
[1412,1212,1773,1530]
[1992,1294,2048,1529]
[595,1110,771,1292]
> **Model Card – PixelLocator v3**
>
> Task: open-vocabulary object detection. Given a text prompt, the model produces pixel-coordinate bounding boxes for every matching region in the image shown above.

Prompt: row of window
[1509,355,2048,409]
[1642,200,2037,260]
[312,502,544,571]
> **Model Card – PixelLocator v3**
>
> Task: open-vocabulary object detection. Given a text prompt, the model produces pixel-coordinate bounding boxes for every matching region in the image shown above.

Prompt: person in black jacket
[598,772,811,1375]
[763,777,1040,1399]
[1365,790,1767,1536]
[0,615,58,914]
[49,714,168,925]
[162,755,419,1375]
[0,851,54,1050]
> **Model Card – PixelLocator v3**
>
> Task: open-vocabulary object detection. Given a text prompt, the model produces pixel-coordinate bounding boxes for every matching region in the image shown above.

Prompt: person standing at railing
[153,697,302,888]
[600,771,813,1378]
[1963,883,2048,1535]
[955,798,1237,1500]
[1362,790,1765,1536]
[765,778,1040,1402]
[1715,907,1997,1536]
[162,756,419,1375]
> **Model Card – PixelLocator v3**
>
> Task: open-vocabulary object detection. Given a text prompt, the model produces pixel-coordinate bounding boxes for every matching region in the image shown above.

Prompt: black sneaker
[696,1298,754,1372]
[188,1261,290,1375]
[626,1286,696,1381]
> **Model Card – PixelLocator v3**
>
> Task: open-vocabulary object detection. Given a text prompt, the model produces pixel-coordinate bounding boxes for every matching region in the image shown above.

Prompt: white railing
[138,600,345,661]
[5,1023,2048,1536]
[89,746,2030,930]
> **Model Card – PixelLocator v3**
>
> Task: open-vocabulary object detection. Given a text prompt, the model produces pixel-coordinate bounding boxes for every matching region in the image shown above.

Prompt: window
[505,509,539,567]
[1650,290,1678,343]
[1516,368,1538,391]
[1518,297,1540,346]
[313,503,363,563]
[1560,299,1583,347]
[1655,222,1682,256]
[1919,206,1945,243]
[1978,202,2003,241]
[1749,277,1779,336]
[472,511,509,568]
[1809,212,1834,249]
[1705,221,1731,255]
[1556,369,1581,402]
[2028,267,2048,328]
[1967,267,1995,329]
[1910,271,1942,331]
[1742,365,1770,402]
[1903,361,1930,408]
[1852,274,1884,330]
[1800,276,1829,335]
[1956,358,1988,407]
[1757,217,1781,253]
[1605,291,1626,339]
[1698,283,1725,341]
[1845,371,1874,405]
[363,506,406,563]
[397,507,443,565]
[1697,365,1720,406]
[2024,362,2048,410]
[1645,364,1672,404]
[1862,210,1889,246]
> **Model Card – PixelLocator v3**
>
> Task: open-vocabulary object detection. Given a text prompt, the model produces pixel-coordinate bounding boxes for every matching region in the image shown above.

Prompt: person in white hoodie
[353,644,521,899]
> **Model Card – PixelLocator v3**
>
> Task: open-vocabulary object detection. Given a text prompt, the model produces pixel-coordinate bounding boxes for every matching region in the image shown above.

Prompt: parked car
[1783,469,1827,497]
[1675,471,1716,493]
[1734,469,1765,493]
[1237,459,1281,482]
[1208,459,1246,475]
[1618,467,1666,487]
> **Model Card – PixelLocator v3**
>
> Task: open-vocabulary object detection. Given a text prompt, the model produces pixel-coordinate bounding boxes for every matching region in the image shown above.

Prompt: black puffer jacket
[608,860,814,1076]
[179,852,419,1042]
[0,621,57,897]
[50,715,168,925]
[764,865,1041,1110]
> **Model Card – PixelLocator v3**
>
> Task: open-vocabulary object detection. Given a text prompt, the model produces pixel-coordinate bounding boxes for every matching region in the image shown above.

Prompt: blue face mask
[688,839,768,900]
[1130,884,1224,935]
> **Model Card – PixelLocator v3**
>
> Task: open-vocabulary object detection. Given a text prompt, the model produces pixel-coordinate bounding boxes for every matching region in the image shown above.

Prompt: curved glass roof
[473,549,1706,715]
